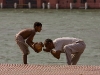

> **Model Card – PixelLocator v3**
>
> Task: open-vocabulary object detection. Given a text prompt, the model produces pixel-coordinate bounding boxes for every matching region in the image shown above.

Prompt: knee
[63,45,71,53]
[23,53,28,56]
[23,51,30,55]
[63,45,70,51]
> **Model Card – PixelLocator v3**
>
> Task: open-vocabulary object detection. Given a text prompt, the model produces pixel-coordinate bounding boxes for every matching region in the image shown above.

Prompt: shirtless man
[15,22,42,64]
[43,37,86,65]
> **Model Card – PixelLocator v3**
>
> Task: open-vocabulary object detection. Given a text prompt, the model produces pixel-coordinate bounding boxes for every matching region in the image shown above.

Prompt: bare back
[18,29,36,39]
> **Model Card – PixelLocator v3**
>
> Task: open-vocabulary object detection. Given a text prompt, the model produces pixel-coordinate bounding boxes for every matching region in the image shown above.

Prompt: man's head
[34,22,42,32]
[43,39,54,52]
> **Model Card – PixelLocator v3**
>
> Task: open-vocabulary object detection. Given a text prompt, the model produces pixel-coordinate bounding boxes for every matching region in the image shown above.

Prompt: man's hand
[51,50,61,59]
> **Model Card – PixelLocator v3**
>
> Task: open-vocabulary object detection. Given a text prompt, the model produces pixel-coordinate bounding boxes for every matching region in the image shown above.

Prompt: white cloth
[53,37,86,65]
[15,34,30,55]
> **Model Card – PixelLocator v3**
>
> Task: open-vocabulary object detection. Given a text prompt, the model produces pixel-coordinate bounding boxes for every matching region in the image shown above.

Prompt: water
[0,9,100,65]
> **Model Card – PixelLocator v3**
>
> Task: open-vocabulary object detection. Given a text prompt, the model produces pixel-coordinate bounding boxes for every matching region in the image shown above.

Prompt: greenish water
[0,9,100,65]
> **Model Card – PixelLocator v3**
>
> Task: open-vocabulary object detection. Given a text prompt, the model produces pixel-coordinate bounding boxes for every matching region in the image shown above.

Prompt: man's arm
[26,34,34,48]
[26,32,39,53]
[51,50,61,59]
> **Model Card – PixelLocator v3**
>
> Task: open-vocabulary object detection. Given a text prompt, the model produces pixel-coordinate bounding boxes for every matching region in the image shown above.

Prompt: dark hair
[45,39,53,44]
[34,22,42,28]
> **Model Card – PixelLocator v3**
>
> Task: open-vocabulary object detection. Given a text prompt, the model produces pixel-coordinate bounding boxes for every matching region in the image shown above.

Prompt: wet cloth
[15,34,30,55]
[53,37,86,65]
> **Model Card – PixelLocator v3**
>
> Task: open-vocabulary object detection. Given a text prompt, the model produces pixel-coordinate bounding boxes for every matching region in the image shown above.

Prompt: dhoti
[15,34,30,55]
[63,40,86,65]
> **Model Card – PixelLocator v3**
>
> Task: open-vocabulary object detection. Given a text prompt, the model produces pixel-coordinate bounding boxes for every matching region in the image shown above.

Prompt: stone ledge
[0,64,100,75]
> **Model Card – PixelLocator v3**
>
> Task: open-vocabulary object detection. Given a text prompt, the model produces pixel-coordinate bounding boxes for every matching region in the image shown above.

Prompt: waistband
[15,33,23,40]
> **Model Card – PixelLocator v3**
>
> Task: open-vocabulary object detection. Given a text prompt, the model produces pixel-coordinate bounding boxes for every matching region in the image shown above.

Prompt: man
[43,37,86,65]
[15,22,43,64]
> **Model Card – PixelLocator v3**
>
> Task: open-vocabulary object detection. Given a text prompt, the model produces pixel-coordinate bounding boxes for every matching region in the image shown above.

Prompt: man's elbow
[56,56,60,59]
[26,40,30,45]
[26,40,33,45]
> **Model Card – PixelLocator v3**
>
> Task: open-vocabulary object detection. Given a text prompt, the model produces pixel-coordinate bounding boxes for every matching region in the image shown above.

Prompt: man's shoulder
[25,28,35,32]
[20,28,35,35]
[25,28,34,31]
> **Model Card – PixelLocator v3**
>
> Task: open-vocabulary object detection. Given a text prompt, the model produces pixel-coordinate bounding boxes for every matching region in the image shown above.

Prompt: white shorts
[15,34,30,55]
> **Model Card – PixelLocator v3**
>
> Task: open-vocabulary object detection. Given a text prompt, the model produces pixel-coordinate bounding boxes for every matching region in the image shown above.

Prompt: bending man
[43,37,86,65]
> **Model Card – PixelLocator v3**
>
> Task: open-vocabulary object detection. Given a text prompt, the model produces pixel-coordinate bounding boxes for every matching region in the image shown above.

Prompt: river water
[0,9,100,65]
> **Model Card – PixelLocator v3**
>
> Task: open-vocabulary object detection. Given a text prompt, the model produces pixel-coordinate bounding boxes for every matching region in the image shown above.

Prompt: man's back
[53,37,81,45]
[53,37,82,52]
[17,29,35,39]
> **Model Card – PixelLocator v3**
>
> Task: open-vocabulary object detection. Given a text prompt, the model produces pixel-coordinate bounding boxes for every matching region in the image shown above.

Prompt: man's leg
[15,35,29,64]
[23,54,28,64]
[64,45,72,65]
[71,52,82,65]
